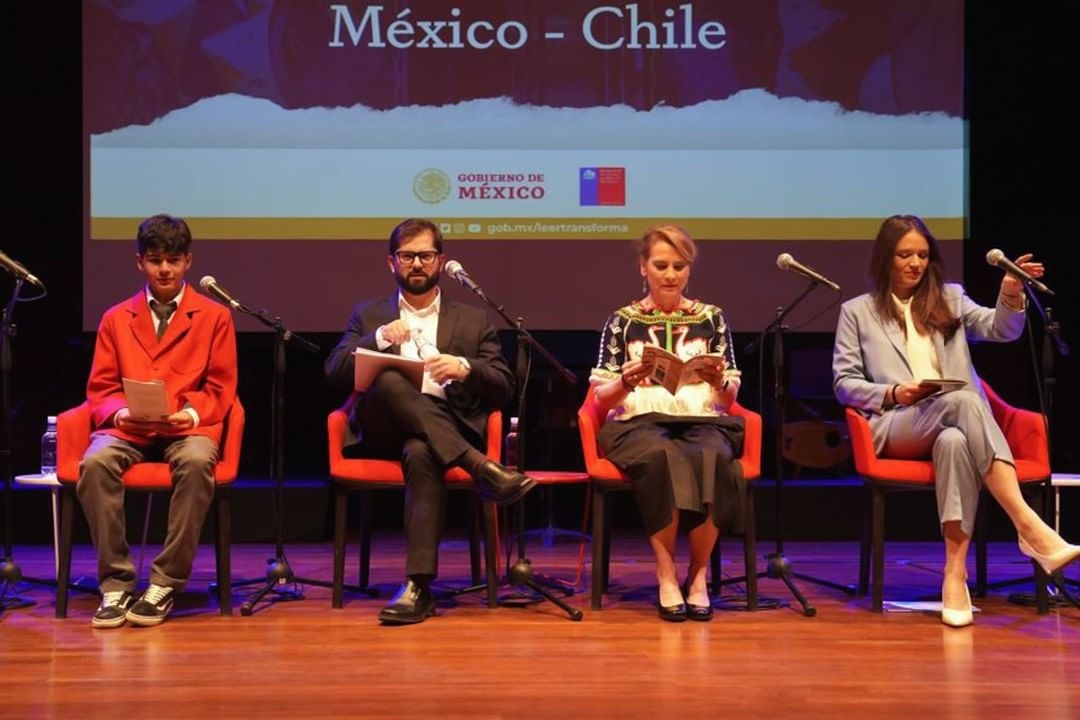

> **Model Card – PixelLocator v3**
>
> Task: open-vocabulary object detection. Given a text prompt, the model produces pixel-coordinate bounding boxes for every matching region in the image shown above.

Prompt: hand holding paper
[122,377,171,421]
[353,347,424,391]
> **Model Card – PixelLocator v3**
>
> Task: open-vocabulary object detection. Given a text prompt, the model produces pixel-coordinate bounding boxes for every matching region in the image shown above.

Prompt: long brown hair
[869,215,960,340]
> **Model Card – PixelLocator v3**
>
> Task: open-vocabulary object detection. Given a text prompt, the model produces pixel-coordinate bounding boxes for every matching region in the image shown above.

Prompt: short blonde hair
[637,225,697,264]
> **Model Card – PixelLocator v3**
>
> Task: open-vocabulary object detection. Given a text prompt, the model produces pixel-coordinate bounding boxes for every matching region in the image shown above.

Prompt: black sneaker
[125,584,176,627]
[92,590,135,629]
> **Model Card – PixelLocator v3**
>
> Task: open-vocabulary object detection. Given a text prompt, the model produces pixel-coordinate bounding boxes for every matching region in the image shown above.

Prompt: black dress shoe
[472,460,537,505]
[682,582,714,622]
[378,579,435,625]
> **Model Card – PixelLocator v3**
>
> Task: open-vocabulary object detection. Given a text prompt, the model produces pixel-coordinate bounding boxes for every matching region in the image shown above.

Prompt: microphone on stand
[0,249,44,288]
[199,275,246,311]
[776,253,841,292]
[444,260,488,300]
[985,249,1054,295]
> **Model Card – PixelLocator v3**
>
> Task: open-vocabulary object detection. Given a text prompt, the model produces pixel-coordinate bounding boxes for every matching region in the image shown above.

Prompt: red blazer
[86,287,238,444]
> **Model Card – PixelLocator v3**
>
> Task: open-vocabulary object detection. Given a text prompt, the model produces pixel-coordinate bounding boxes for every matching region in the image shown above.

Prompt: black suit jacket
[324,293,515,445]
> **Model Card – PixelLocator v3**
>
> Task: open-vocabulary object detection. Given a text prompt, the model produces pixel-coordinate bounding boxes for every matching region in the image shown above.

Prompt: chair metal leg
[332,485,348,609]
[743,485,758,610]
[590,486,606,610]
[358,489,372,591]
[858,482,871,597]
[468,498,482,585]
[482,501,498,608]
[871,484,885,613]
[214,488,232,615]
[55,487,75,619]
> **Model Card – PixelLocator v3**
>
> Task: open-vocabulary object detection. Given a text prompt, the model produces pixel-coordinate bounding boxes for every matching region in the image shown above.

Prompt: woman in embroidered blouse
[832,214,1079,627]
[591,225,744,622]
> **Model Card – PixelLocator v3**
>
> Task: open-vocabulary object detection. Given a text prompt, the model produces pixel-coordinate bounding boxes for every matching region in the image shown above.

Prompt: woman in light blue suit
[832,215,1079,627]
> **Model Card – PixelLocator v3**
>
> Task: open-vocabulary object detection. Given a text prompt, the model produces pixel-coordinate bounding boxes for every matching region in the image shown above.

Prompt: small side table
[13,472,61,575]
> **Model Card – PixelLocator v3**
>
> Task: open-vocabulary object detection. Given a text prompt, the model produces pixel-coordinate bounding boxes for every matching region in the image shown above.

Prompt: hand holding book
[639,346,730,395]
[915,378,968,398]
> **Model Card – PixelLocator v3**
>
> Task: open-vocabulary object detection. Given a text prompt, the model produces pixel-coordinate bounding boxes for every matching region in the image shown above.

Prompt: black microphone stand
[1,278,61,611]
[215,304,370,615]
[459,283,582,620]
[995,288,1080,610]
[500,318,583,620]
[1,280,33,610]
[732,283,857,617]
[1,278,72,613]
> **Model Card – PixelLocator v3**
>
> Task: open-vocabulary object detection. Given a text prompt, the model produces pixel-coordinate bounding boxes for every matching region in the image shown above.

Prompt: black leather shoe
[377,579,435,625]
[682,582,714,622]
[472,460,537,505]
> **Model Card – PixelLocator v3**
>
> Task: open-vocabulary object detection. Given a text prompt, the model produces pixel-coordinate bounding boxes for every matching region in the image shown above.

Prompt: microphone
[0,249,44,288]
[985,249,1053,295]
[776,253,841,292]
[199,275,245,310]
[444,260,487,299]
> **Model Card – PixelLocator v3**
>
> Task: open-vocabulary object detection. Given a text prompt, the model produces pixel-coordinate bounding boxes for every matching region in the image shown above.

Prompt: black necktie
[151,300,178,341]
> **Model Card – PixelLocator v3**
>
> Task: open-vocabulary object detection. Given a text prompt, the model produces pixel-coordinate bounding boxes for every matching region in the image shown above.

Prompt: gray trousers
[880,390,1012,537]
[77,431,219,593]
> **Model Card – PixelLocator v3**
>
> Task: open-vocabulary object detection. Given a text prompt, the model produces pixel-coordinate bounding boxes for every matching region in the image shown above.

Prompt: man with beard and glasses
[324,218,536,625]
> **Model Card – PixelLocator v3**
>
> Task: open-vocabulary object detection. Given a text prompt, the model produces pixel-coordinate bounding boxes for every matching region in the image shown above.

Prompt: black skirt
[598,413,747,536]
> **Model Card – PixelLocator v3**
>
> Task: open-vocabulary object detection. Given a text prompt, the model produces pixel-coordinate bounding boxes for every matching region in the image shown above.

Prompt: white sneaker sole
[91,614,128,629]
[125,609,170,627]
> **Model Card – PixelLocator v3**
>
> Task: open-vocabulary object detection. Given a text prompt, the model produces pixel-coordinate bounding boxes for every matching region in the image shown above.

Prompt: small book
[640,346,728,395]
[916,378,968,396]
[122,377,171,421]
[353,347,424,392]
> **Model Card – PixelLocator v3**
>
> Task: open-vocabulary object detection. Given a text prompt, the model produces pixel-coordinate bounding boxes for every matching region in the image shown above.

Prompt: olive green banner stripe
[90,217,965,241]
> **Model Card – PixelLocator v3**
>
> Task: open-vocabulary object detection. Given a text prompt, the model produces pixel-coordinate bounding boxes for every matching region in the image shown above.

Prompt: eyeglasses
[393,251,440,266]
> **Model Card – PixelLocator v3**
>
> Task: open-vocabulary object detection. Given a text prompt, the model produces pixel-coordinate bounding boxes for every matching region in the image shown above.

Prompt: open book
[353,347,424,392]
[640,346,727,395]
[917,378,968,396]
[122,377,171,421]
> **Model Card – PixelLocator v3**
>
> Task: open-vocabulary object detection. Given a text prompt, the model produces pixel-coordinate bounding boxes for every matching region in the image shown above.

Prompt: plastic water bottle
[504,416,519,469]
[40,415,58,477]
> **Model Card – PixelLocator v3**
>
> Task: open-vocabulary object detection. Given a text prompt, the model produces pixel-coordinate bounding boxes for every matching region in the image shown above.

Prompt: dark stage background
[3,4,1076,543]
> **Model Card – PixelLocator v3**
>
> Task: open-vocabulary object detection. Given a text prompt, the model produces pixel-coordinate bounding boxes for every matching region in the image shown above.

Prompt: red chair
[54,398,245,618]
[846,379,1051,612]
[578,390,763,610]
[327,393,500,608]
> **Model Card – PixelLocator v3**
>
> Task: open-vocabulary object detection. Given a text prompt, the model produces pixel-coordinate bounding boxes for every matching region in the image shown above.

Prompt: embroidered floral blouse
[590,300,739,420]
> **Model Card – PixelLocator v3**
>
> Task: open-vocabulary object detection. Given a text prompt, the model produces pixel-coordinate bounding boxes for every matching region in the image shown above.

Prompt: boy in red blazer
[79,214,238,628]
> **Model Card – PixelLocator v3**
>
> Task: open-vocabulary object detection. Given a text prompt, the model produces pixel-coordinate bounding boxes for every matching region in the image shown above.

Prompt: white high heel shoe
[941,581,974,628]
[1018,536,1080,575]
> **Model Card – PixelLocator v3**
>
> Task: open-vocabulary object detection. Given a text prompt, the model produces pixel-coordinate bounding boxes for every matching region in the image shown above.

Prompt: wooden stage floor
[2,535,1079,719]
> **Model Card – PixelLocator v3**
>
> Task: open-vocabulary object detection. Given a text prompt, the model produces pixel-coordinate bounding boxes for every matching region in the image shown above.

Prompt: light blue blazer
[832,283,1026,452]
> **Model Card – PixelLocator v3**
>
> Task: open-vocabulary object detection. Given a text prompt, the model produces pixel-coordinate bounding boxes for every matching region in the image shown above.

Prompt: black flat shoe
[658,601,688,622]
[682,582,714,622]
[378,579,435,625]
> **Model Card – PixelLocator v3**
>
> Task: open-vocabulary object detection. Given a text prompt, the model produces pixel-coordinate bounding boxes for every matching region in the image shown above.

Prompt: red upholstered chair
[578,390,763,610]
[54,398,245,618]
[846,379,1051,612]
[327,393,500,609]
